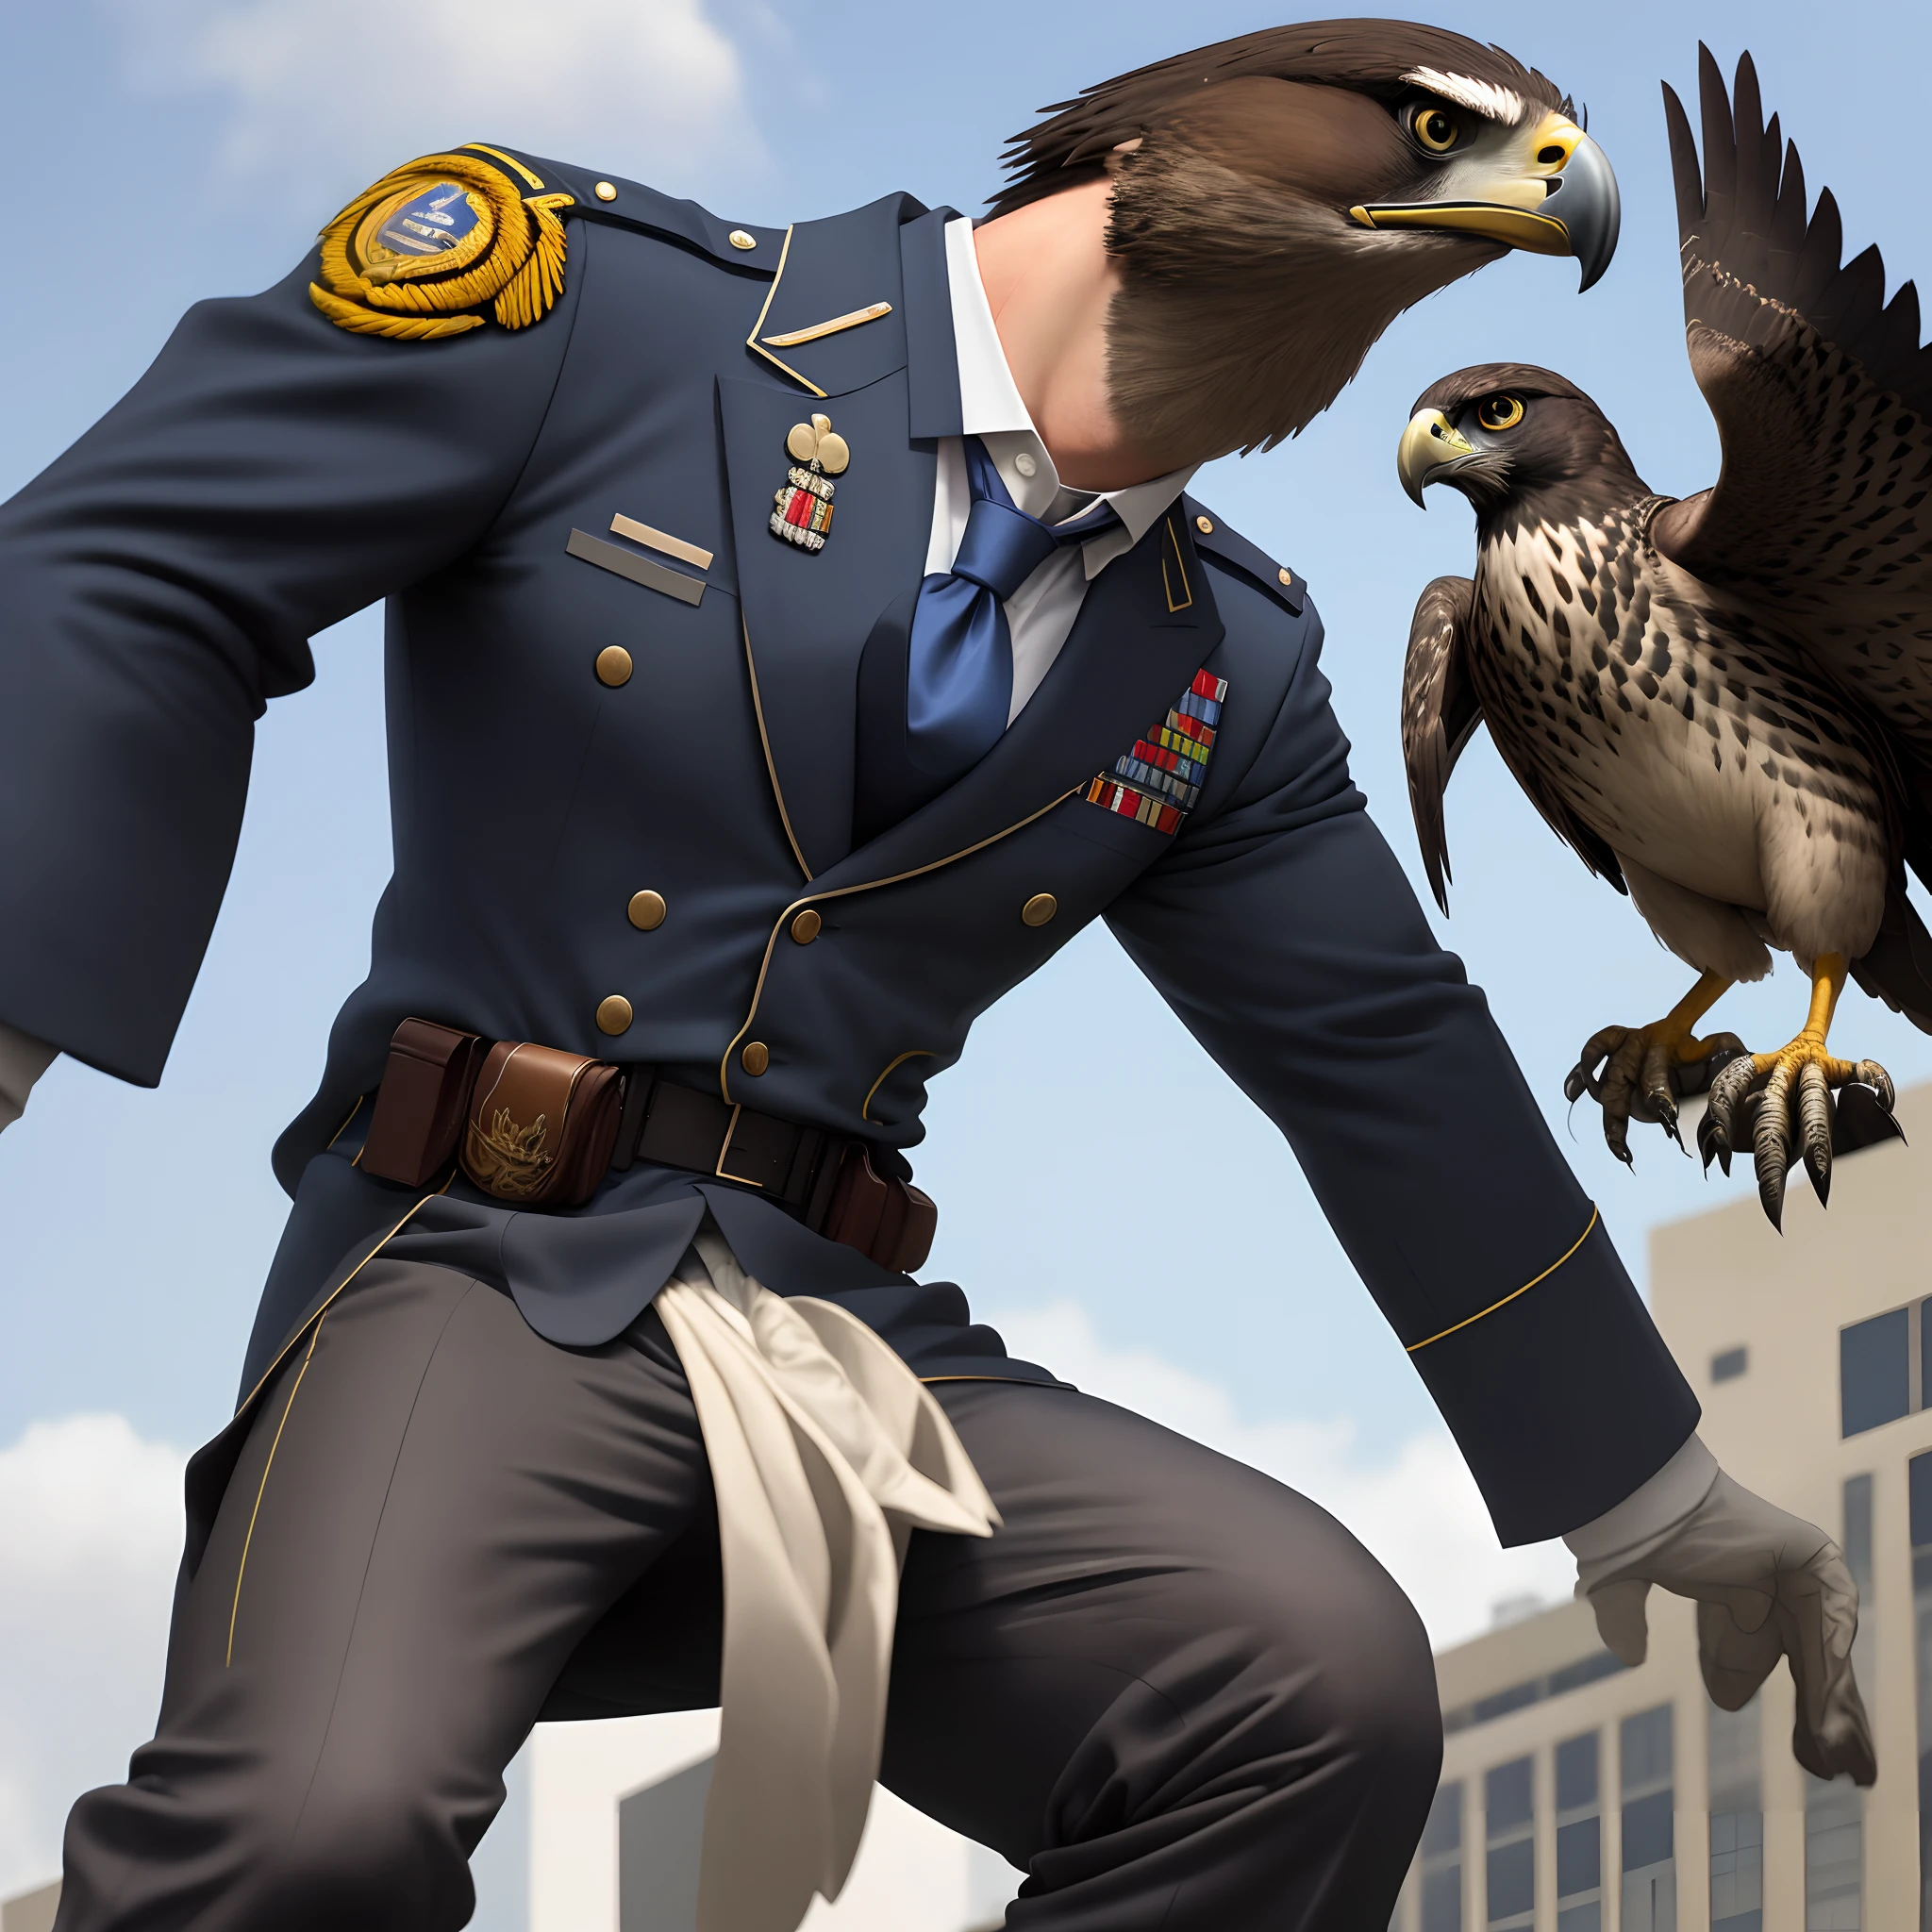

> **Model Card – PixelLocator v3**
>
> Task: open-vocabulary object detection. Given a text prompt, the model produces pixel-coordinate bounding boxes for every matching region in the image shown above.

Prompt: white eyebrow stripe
[1402,68,1527,125]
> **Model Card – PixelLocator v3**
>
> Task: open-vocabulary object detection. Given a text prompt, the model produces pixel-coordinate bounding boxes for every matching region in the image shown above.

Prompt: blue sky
[2,0,1929,1916]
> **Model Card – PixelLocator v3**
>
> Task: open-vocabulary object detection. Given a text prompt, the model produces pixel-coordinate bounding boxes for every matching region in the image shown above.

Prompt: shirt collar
[942,217,1195,579]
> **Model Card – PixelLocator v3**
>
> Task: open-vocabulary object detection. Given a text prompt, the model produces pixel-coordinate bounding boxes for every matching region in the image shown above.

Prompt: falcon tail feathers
[1850,883,1932,1035]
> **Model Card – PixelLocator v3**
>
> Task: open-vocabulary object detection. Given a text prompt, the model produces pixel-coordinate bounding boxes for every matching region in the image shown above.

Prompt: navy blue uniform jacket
[0,148,1697,1546]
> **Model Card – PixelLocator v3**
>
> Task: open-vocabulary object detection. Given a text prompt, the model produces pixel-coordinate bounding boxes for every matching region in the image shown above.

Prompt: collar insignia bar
[770,414,850,553]
[1084,669,1228,835]
[309,147,575,342]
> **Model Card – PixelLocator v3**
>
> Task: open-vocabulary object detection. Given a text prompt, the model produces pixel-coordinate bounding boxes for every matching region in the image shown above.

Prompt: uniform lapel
[825,509,1224,889]
[720,200,957,880]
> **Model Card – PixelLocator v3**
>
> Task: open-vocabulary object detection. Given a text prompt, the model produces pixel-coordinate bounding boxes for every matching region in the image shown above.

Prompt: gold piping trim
[226,1315,326,1666]
[462,142,545,192]
[862,1050,936,1123]
[325,1095,364,1152]
[234,1188,446,1418]
[743,226,827,398]
[713,1104,748,1180]
[741,619,813,884]
[1405,1205,1600,1353]
[762,302,892,348]
[718,786,1082,1101]
[1160,518,1192,613]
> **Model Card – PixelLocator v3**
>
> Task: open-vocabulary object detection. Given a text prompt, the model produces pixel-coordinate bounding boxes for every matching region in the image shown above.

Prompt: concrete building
[527,1708,1022,1932]
[1391,1080,1932,1932]
[0,1885,59,1932]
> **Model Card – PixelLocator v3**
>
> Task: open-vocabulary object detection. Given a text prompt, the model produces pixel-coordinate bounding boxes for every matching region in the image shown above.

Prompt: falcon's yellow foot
[1565,972,1746,1165]
[1701,953,1902,1227]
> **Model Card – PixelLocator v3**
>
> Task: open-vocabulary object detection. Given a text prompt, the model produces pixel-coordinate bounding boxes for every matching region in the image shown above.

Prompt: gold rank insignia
[309,145,574,342]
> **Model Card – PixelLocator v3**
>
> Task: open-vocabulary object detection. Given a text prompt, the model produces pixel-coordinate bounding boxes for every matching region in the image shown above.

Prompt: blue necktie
[905,438,1119,781]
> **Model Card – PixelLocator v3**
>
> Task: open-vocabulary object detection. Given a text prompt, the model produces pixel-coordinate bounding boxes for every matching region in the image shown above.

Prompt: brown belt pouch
[359,1018,488,1187]
[822,1145,939,1275]
[460,1041,624,1209]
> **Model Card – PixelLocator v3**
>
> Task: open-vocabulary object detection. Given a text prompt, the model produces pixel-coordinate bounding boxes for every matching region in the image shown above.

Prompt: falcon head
[1397,362,1645,533]
[993,23,1621,461]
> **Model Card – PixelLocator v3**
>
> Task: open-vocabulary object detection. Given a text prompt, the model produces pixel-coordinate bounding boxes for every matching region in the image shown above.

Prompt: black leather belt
[611,1065,847,1229]
[358,1017,938,1273]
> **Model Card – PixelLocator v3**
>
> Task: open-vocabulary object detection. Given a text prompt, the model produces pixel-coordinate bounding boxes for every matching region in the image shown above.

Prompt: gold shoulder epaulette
[309,145,574,342]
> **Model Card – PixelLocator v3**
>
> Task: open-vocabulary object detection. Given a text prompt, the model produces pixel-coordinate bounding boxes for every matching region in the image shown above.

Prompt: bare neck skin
[972,179,1164,493]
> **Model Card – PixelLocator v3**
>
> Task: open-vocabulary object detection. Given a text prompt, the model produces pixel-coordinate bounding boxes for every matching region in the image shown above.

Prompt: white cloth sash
[652,1227,1000,1932]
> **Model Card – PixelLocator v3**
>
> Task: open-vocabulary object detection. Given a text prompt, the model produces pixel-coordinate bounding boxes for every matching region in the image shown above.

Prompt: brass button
[627,890,667,931]
[1194,514,1214,535]
[728,229,758,250]
[593,180,618,202]
[595,644,633,688]
[596,994,634,1035]
[790,908,822,944]
[1277,567,1294,588]
[1021,892,1058,927]
[740,1041,770,1075]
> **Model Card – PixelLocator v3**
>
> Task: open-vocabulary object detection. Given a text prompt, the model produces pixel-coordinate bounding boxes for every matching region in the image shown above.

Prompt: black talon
[1563,1064,1589,1106]
[1833,1082,1907,1154]
[1799,1062,1833,1205]
[1754,1068,1792,1231]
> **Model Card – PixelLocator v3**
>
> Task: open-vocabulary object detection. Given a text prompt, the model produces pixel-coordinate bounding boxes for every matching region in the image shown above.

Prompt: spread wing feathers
[1653,46,1932,772]
[1402,577,1486,911]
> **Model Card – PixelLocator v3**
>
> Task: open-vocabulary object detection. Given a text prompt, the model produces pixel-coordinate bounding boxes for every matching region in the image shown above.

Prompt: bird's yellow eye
[1412,105,1459,153]
[1475,394,1524,432]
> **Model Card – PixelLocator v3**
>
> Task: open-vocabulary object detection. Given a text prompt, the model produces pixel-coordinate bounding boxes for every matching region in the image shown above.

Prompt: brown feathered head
[1399,361,1646,536]
[994,22,1620,462]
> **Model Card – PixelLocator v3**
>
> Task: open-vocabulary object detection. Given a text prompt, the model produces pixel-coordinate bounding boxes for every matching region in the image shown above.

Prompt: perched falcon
[1395,46,1932,1226]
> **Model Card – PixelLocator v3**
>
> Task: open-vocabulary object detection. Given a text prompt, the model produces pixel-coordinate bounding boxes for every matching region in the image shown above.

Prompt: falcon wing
[1402,575,1485,912]
[1404,575,1631,910]
[1652,47,1932,767]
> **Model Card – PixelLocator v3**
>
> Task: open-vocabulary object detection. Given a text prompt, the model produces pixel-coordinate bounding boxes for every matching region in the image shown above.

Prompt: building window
[1421,1781,1464,1932]
[1556,1730,1604,1932]
[1840,1305,1913,1436]
[1806,1775,1863,1930]
[1620,1705,1674,1932]
[1911,1451,1932,1932]
[1486,1757,1534,1929]
[1707,1695,1763,1932]
[1711,1347,1748,1383]
[1807,1474,1873,1930]
[1441,1647,1626,1736]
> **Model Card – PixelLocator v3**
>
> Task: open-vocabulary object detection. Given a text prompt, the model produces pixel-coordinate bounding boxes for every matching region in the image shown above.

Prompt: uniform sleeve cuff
[1563,1431,1717,1562]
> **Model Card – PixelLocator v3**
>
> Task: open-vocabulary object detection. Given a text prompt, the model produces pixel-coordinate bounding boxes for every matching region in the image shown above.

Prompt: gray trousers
[56,1260,1441,1930]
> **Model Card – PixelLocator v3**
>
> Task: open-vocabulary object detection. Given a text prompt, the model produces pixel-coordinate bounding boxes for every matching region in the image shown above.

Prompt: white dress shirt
[929,219,1198,723]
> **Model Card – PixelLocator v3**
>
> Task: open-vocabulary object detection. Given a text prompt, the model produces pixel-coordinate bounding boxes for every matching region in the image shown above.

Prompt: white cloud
[112,0,757,196]
[983,1302,1578,1651]
[0,1415,186,1903]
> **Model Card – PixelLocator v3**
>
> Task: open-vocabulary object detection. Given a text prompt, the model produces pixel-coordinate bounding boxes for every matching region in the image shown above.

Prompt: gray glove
[1569,1440,1874,1786]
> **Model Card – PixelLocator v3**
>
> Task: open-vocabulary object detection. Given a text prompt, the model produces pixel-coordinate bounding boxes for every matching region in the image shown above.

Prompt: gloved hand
[0,1021,56,1135]
[1568,1438,1874,1786]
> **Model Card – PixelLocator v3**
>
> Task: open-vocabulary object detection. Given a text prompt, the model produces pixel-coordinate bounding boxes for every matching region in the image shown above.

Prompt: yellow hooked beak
[1397,408,1478,507]
[1352,111,1621,291]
